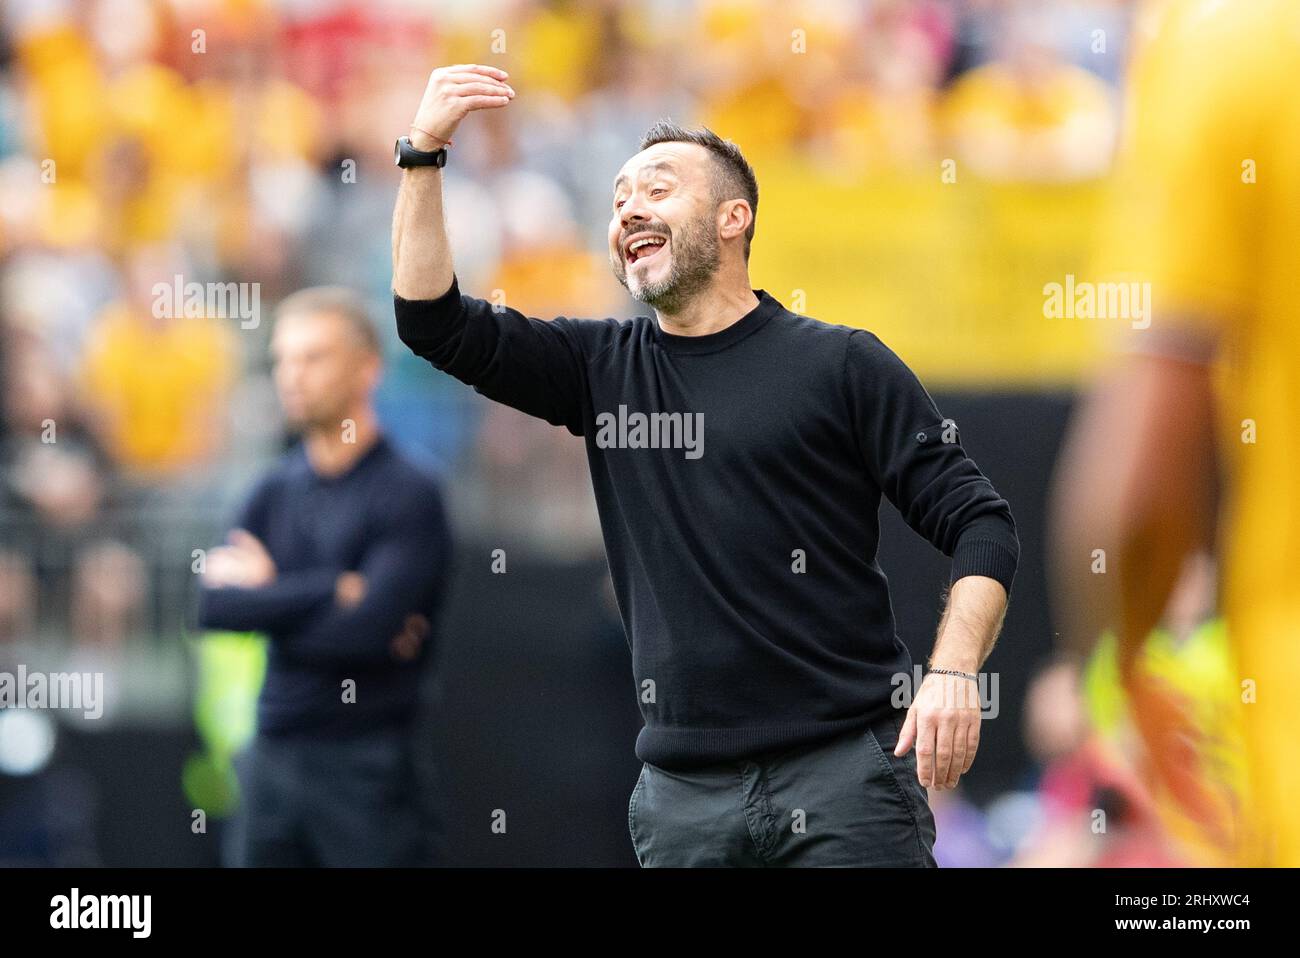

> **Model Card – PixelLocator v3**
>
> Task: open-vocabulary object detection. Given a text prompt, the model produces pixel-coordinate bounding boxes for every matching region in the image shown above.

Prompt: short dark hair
[275,286,381,356]
[638,119,758,261]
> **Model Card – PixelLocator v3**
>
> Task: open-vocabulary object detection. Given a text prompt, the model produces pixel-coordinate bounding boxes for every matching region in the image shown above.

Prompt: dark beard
[613,212,720,314]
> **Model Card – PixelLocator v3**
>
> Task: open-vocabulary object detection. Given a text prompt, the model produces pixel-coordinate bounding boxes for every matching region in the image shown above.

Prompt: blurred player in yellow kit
[1053,0,1300,866]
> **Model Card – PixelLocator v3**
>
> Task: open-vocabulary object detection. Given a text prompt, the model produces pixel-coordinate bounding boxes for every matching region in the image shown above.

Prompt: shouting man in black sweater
[392,65,1018,867]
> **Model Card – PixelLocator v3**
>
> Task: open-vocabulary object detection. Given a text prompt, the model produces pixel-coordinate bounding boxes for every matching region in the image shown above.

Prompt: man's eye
[614,199,625,210]
[650,188,667,197]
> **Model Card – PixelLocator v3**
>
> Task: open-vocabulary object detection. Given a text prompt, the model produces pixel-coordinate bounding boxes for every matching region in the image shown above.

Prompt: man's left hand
[894,670,982,790]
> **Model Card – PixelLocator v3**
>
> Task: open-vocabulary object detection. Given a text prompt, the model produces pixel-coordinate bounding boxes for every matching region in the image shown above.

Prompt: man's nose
[620,201,650,231]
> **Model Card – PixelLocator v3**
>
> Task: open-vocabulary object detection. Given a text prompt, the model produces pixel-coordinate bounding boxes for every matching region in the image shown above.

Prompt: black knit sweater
[396,278,1018,769]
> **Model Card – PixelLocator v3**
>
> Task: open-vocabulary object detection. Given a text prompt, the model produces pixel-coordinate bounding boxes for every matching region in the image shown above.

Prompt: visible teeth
[629,237,665,253]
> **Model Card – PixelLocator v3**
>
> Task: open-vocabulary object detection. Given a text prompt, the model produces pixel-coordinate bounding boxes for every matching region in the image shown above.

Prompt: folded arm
[277,495,452,669]
[197,568,340,634]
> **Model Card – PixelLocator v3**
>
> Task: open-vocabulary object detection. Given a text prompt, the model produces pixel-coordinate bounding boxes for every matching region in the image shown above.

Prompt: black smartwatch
[394,135,448,169]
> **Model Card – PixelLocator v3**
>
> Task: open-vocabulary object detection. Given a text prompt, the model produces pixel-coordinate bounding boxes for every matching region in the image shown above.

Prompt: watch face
[394,138,404,166]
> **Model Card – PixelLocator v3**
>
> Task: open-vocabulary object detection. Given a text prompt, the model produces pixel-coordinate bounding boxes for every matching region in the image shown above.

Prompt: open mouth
[625,233,668,265]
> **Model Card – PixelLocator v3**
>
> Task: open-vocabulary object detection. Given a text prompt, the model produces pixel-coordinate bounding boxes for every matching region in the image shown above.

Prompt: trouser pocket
[751,720,938,866]
[862,714,938,866]
[627,765,647,865]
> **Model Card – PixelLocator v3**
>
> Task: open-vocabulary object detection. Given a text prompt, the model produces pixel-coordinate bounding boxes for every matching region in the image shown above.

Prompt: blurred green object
[1082,618,1245,865]
[1083,619,1232,735]
[182,631,267,817]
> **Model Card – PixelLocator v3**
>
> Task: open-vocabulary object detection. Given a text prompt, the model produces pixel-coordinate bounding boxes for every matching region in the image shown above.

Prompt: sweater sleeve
[197,570,340,633]
[394,274,602,436]
[844,330,1019,596]
[195,476,338,632]
[276,480,453,669]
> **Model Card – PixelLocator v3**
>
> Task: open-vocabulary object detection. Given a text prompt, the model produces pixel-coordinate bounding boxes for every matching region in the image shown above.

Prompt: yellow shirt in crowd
[80,303,236,476]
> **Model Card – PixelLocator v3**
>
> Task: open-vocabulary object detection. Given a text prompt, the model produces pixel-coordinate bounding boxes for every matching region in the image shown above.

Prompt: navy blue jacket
[198,436,453,737]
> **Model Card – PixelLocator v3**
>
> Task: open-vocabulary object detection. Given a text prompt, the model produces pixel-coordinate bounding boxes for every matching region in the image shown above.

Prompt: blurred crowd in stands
[1,0,1172,866]
[0,0,1130,634]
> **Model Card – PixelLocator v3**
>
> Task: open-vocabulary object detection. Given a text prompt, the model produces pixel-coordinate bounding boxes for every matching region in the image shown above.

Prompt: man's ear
[717,199,752,244]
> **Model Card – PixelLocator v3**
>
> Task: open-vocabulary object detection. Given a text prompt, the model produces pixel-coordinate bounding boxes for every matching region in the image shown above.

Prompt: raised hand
[409,64,514,151]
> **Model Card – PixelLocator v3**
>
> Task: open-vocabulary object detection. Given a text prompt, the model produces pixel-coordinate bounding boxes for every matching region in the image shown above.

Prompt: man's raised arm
[390,65,612,436]
[392,64,512,299]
